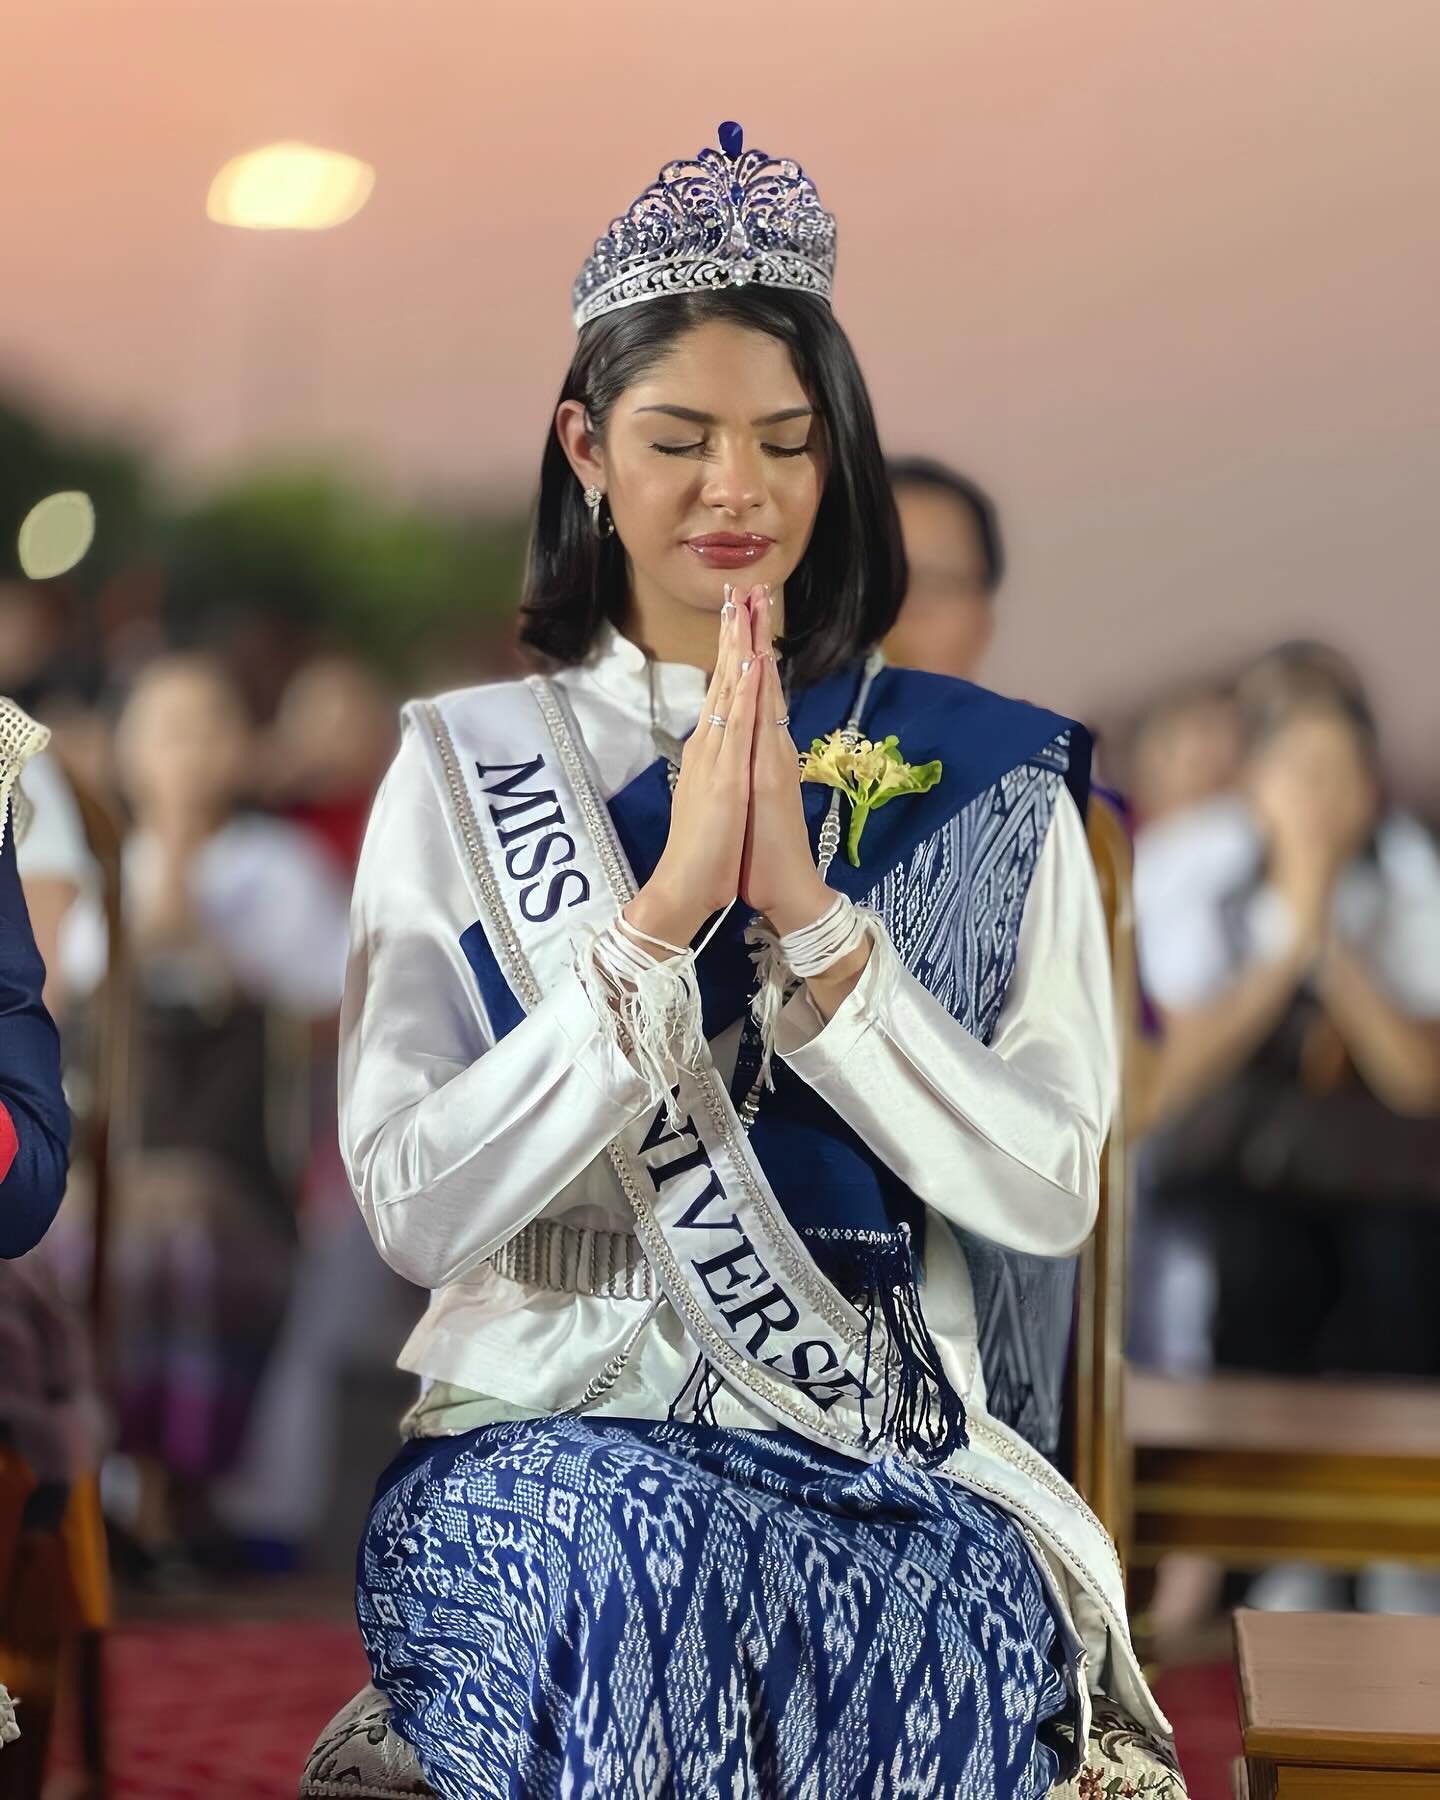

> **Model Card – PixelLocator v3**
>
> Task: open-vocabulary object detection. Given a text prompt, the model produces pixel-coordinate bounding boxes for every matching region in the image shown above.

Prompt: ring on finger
[775,713,790,727]
[708,712,729,729]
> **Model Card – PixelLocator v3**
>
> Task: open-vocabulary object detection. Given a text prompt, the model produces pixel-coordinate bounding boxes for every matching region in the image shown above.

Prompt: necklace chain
[644,655,681,788]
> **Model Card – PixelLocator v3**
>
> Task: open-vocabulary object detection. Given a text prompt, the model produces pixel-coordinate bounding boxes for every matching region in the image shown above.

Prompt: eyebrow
[634,405,814,427]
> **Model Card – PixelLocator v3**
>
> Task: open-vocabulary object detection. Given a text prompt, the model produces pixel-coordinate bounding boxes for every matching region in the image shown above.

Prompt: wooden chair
[1069,792,1139,1563]
[0,760,127,1799]
[1126,1368,1440,1580]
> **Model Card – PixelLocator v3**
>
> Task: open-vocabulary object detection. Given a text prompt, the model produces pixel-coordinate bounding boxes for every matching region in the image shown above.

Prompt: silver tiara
[572,121,837,332]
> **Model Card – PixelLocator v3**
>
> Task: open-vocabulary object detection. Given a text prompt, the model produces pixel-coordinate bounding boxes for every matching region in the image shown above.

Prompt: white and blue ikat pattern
[357,1417,1076,1799]
[860,755,1078,1465]
[862,757,1065,1046]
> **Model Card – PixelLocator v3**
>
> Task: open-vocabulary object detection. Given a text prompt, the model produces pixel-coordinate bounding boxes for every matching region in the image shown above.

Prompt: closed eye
[651,441,812,459]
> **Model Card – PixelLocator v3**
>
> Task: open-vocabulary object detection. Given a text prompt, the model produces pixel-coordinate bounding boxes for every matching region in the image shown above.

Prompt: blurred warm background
[4,0,1439,789]
[2,3,1439,1797]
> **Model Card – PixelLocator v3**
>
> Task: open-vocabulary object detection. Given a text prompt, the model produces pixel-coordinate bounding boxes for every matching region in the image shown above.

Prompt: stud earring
[583,485,615,539]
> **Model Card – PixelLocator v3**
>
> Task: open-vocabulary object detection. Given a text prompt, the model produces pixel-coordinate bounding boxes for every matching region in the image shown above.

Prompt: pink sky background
[2,0,1437,786]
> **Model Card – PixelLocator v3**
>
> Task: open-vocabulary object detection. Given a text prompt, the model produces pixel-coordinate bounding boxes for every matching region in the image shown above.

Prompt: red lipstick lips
[685,533,773,570]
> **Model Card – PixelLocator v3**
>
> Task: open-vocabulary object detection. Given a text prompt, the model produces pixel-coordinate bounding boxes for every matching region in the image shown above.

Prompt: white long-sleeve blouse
[338,625,1165,1738]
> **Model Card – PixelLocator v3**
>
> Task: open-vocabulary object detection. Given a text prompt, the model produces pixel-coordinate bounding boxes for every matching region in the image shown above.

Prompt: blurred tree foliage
[161,469,529,670]
[0,392,530,680]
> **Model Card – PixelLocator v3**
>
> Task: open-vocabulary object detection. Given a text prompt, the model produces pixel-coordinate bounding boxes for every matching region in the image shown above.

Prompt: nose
[699,441,767,518]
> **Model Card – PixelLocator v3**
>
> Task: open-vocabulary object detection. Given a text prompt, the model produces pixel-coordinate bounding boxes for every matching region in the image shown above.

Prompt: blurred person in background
[1122,680,1244,831]
[210,653,414,1569]
[0,580,110,787]
[0,582,67,720]
[882,457,1003,680]
[1113,676,1246,1134]
[1131,641,1440,1615]
[265,652,398,876]
[65,652,350,1572]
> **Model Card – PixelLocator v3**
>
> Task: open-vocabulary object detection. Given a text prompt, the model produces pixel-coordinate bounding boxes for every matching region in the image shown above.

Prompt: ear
[555,400,605,491]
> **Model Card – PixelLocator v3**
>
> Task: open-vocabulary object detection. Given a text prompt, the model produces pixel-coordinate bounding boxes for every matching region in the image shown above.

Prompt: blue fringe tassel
[667,1228,968,1466]
[669,1350,724,1428]
[813,1224,969,1468]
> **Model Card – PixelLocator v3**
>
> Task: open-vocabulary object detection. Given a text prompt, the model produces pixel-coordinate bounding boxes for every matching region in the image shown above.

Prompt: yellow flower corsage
[798,731,943,866]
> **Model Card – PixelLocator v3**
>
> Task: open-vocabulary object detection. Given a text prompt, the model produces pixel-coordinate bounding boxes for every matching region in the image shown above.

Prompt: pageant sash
[411,678,924,1461]
[407,678,1170,1741]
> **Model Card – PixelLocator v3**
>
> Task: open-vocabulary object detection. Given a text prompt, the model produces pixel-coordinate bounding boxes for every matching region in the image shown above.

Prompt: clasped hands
[625,585,834,952]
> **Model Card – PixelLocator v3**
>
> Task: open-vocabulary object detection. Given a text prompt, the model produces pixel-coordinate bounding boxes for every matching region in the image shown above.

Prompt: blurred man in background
[883,458,1003,681]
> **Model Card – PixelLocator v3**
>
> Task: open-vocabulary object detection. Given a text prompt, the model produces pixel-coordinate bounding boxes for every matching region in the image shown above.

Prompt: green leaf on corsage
[798,731,943,866]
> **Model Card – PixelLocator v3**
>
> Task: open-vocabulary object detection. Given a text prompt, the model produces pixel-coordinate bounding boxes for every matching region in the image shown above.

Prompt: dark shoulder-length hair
[518,288,906,691]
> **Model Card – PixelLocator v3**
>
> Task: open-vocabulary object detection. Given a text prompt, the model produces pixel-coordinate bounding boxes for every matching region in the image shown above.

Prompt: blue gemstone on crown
[571,121,837,331]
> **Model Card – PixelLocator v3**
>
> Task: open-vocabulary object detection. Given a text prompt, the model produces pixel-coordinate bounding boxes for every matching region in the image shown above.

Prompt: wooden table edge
[1242,1724,1440,1772]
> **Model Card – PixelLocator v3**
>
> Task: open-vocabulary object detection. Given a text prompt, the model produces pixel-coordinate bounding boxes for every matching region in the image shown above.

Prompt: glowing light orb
[17,491,96,579]
[207,142,375,231]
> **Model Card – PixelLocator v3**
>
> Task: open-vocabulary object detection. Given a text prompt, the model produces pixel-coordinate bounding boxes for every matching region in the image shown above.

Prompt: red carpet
[54,1622,1242,1798]
[57,1621,370,1799]
[1155,1660,1244,1800]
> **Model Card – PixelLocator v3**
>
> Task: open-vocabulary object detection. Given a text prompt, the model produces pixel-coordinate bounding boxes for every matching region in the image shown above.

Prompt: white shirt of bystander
[1134,794,1440,1020]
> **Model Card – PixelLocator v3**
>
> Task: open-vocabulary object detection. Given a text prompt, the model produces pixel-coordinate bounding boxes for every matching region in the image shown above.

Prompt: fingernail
[721,583,736,619]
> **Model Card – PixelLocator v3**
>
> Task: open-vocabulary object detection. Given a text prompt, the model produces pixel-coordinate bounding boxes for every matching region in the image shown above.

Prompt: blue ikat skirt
[357,1416,1079,1799]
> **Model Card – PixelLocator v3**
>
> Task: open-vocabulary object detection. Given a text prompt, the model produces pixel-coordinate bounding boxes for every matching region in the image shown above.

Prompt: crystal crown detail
[572,121,837,331]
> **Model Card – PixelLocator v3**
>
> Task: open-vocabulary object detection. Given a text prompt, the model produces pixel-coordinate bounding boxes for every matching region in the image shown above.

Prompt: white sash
[409,676,1169,1741]
[410,677,922,1463]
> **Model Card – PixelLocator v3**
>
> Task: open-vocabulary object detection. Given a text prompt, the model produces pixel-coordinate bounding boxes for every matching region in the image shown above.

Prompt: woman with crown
[340,122,1169,1798]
